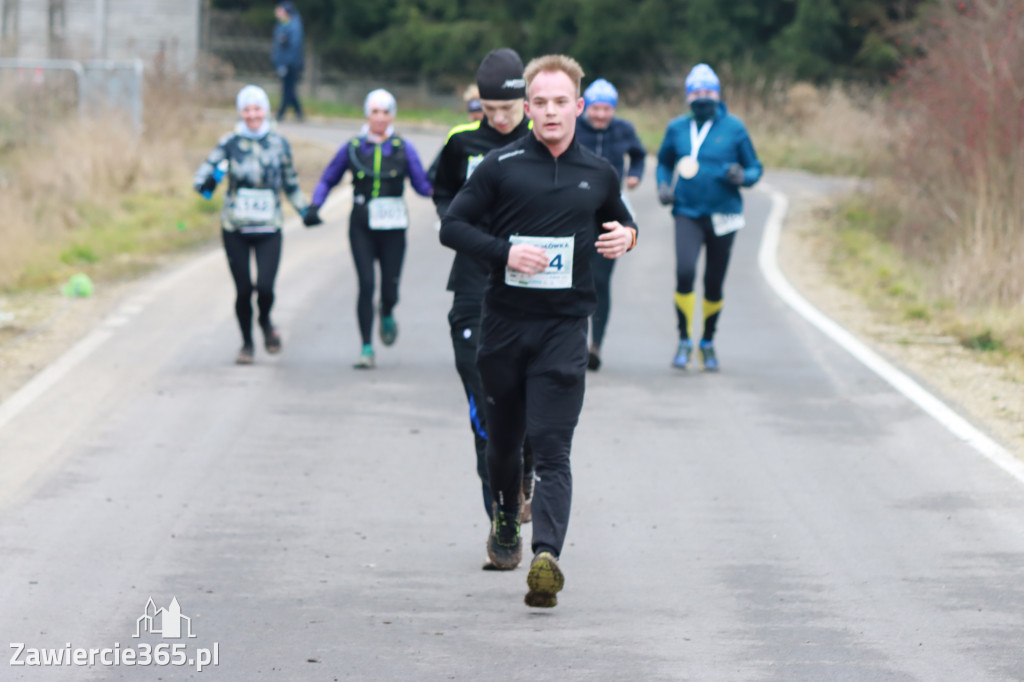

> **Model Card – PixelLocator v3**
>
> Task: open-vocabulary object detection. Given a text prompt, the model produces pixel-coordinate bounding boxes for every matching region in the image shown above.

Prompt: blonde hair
[462,84,480,102]
[524,55,585,97]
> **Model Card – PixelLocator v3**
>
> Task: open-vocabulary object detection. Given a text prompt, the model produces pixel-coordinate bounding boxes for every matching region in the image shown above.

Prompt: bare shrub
[889,0,1024,305]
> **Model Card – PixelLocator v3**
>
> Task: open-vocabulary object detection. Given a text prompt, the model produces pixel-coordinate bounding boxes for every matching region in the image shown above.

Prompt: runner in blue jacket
[575,78,646,370]
[656,63,762,372]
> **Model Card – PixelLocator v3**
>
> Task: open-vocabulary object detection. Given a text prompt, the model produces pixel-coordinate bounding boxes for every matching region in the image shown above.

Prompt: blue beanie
[584,78,618,109]
[685,64,720,95]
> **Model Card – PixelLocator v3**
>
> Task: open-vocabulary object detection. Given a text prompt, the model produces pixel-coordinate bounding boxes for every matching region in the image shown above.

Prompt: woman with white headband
[305,88,433,369]
[655,64,762,372]
[193,84,309,365]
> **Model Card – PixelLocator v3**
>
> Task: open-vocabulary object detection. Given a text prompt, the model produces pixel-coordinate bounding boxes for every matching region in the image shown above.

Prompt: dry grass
[0,76,224,292]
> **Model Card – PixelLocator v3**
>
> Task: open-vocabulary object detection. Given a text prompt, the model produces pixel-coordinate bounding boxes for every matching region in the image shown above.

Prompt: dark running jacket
[440,133,637,320]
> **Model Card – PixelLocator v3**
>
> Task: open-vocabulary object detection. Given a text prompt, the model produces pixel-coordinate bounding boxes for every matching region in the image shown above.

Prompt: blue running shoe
[672,339,693,370]
[699,340,719,372]
[379,315,398,346]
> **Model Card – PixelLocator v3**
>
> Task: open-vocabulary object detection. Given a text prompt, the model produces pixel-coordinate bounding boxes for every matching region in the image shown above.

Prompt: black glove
[197,175,217,196]
[725,163,745,186]
[303,204,323,227]
[657,183,674,206]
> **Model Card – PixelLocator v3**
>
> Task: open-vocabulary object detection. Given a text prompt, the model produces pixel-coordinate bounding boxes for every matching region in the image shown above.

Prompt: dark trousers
[449,294,492,517]
[349,216,405,346]
[477,309,587,557]
[674,214,736,341]
[589,250,616,349]
[277,67,304,121]
[222,229,282,346]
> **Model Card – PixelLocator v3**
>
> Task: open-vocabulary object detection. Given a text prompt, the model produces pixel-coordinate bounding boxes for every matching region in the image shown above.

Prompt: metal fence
[0,57,143,133]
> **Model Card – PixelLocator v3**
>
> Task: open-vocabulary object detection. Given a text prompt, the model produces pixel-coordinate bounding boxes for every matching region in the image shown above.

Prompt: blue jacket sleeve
[402,140,433,197]
[623,121,646,181]
[656,121,680,186]
[311,143,350,207]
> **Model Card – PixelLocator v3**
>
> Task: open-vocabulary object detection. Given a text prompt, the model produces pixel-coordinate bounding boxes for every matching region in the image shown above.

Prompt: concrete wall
[4,0,200,73]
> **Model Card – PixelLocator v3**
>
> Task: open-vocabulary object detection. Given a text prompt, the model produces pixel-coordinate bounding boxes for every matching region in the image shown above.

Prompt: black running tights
[349,216,406,345]
[222,229,282,346]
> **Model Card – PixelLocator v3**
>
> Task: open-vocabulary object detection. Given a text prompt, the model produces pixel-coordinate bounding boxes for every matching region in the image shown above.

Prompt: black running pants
[477,309,587,557]
[349,211,406,345]
[674,214,736,341]
[222,229,282,345]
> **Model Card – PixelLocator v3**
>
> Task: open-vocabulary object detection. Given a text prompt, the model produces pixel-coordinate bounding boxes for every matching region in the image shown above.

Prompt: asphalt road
[1,122,1023,681]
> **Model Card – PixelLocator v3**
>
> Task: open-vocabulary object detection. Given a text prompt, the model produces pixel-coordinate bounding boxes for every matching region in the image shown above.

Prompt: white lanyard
[689,119,712,159]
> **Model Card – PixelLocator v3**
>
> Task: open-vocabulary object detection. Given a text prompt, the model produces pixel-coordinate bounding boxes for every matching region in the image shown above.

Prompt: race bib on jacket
[233,188,275,223]
[505,235,574,290]
[368,197,409,230]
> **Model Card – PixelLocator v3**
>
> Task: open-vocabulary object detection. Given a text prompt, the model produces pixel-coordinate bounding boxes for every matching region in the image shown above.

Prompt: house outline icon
[133,597,196,639]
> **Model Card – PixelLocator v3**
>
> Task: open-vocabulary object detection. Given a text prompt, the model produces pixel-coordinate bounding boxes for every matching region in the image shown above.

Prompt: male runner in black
[433,49,536,543]
[440,54,638,608]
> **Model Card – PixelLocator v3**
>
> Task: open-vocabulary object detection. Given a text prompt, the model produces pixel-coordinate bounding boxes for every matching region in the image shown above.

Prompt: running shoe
[379,314,398,346]
[262,325,282,354]
[699,340,719,372]
[353,346,375,370]
[671,339,693,370]
[236,343,254,365]
[587,345,601,371]
[486,508,522,570]
[525,551,564,608]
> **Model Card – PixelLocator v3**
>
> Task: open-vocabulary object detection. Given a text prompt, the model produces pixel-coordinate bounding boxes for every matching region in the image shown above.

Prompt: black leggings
[477,310,587,557]
[222,229,282,345]
[589,250,616,349]
[349,212,406,345]
[674,214,736,341]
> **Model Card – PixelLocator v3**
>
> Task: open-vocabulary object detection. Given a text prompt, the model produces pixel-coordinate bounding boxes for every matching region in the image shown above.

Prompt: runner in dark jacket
[574,78,646,370]
[431,49,535,536]
[441,55,637,609]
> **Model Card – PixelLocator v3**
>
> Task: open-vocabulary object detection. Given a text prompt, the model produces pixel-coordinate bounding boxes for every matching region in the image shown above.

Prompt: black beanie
[477,48,526,100]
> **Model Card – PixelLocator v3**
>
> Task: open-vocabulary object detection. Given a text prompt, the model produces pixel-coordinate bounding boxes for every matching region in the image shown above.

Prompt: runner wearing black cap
[432,49,536,548]
[440,54,638,608]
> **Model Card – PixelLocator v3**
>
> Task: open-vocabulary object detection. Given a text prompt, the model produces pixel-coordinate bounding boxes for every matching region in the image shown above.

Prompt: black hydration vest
[347,136,408,201]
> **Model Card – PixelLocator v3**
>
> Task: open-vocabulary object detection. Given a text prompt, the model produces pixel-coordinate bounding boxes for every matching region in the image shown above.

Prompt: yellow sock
[674,292,696,339]
[703,298,724,320]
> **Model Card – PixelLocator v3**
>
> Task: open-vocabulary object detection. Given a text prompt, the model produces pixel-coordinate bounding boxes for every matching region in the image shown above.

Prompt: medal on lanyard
[676,119,711,180]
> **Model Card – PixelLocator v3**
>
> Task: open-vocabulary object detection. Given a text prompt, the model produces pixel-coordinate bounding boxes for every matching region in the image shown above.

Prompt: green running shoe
[486,508,522,570]
[525,551,564,608]
[379,314,398,346]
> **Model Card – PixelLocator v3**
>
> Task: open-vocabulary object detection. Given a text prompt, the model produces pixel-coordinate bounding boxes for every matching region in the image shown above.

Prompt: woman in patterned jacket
[194,85,308,365]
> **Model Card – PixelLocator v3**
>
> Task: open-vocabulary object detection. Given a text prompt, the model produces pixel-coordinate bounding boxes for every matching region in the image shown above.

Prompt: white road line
[758,186,1024,485]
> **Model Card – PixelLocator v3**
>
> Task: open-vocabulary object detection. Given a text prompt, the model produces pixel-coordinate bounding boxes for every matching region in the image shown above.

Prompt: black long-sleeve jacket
[440,132,637,319]
[432,116,532,294]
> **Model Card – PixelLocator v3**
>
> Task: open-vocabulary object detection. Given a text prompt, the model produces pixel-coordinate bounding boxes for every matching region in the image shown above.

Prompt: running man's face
[585,102,615,130]
[525,70,584,149]
[241,103,267,131]
[480,99,524,134]
[367,106,394,136]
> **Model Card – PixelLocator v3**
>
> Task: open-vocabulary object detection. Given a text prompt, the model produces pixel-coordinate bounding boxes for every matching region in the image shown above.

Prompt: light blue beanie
[584,78,618,109]
[685,64,720,96]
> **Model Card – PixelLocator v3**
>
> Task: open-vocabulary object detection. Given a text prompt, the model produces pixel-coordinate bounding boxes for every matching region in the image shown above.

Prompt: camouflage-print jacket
[194,123,308,233]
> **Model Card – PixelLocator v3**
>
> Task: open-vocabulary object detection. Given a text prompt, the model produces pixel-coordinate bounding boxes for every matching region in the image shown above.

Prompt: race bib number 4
[233,188,276,223]
[505,235,574,290]
[368,197,409,230]
[711,212,745,236]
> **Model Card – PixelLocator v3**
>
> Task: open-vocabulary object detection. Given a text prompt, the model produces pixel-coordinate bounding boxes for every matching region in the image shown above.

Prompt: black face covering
[690,99,717,124]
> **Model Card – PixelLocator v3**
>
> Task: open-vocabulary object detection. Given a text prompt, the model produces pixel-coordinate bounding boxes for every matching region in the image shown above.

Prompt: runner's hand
[725,163,745,185]
[657,183,674,205]
[303,204,323,227]
[625,176,640,190]
[197,176,217,196]
[596,222,636,259]
[508,244,549,275]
